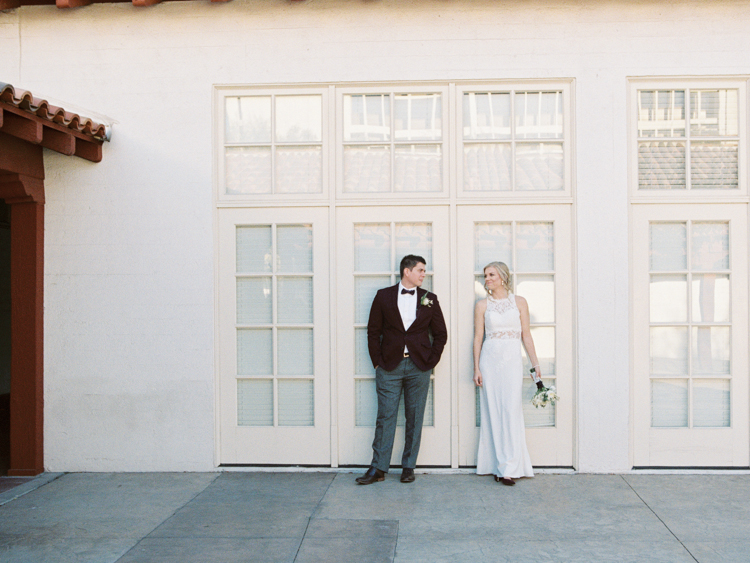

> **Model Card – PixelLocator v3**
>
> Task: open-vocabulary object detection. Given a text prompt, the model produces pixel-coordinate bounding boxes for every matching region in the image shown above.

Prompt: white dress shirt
[398,282,418,353]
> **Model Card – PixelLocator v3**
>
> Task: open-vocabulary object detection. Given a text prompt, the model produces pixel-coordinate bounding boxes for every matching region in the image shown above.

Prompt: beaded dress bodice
[485,294,521,340]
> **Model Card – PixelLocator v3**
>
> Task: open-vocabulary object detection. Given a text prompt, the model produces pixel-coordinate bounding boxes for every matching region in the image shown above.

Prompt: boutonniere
[420,294,433,308]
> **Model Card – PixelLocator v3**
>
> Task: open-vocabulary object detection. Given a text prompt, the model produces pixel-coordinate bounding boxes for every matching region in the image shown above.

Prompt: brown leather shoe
[400,468,415,483]
[356,466,385,485]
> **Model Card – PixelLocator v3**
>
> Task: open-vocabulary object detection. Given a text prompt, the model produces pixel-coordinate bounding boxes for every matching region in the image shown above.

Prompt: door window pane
[474,223,512,270]
[516,275,555,323]
[651,379,688,427]
[277,225,313,273]
[238,379,273,426]
[691,223,729,271]
[277,277,313,324]
[650,275,688,323]
[526,327,555,376]
[278,379,314,426]
[355,224,391,271]
[516,223,554,272]
[238,329,273,375]
[278,329,313,376]
[692,274,730,323]
[355,277,390,324]
[693,379,730,427]
[650,223,687,271]
[237,226,272,273]
[395,223,432,270]
[692,327,730,375]
[237,278,272,324]
[650,327,688,375]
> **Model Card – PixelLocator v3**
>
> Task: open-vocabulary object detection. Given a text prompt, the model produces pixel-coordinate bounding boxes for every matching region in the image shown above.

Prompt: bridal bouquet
[531,385,559,408]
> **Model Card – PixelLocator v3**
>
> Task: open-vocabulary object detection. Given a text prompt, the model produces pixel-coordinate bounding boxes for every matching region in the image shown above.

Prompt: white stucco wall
[1,0,749,471]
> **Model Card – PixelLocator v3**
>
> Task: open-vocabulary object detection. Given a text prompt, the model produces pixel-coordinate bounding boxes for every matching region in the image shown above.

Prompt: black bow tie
[401,288,415,295]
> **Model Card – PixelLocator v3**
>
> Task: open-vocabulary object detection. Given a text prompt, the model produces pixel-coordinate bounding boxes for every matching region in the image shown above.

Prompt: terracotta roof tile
[0,83,109,141]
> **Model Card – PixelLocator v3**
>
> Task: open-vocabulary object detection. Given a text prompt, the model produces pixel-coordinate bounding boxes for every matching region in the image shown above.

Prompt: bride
[473,261,541,486]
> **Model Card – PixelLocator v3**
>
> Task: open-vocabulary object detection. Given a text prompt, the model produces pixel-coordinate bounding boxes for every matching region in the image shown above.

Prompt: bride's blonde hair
[484,261,513,293]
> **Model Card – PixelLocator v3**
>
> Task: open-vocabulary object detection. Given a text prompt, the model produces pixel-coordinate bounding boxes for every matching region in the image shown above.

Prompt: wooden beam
[42,126,76,156]
[56,0,93,7]
[0,111,43,145]
[74,137,103,163]
[0,132,45,180]
[132,0,162,5]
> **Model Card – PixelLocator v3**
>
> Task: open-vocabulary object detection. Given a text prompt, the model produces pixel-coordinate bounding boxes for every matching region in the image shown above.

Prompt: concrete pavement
[0,471,748,562]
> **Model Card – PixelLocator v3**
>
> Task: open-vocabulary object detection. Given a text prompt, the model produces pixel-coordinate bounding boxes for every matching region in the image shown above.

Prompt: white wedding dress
[476,294,534,479]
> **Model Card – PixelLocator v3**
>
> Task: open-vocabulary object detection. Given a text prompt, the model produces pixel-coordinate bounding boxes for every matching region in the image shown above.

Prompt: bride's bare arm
[516,295,542,380]
[473,299,487,386]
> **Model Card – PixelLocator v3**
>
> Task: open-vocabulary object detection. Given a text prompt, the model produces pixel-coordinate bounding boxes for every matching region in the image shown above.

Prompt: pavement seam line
[292,472,337,562]
[620,475,699,563]
[113,472,222,563]
[0,472,64,506]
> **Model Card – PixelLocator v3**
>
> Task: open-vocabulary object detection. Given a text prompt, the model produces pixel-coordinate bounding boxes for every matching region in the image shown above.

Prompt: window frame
[455,81,574,200]
[335,84,451,200]
[216,85,331,204]
[629,78,749,202]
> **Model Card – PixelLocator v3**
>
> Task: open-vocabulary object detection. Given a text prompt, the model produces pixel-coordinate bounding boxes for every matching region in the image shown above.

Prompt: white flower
[420,295,433,307]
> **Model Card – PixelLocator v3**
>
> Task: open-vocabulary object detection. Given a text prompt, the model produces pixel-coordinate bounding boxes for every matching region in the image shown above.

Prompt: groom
[356,255,447,485]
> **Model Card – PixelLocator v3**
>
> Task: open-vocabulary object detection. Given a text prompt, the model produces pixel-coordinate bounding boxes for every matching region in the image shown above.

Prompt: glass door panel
[457,205,573,468]
[633,204,748,467]
[218,207,330,465]
[336,206,450,467]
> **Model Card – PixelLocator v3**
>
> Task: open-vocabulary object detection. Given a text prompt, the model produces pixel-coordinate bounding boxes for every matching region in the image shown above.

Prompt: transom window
[217,82,572,201]
[343,93,443,193]
[462,91,564,192]
[637,88,740,190]
[224,93,324,195]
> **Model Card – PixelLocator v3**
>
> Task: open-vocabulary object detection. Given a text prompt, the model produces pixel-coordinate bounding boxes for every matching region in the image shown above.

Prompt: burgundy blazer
[367,284,448,372]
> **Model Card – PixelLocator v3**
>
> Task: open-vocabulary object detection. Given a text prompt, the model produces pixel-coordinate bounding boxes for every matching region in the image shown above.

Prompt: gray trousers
[371,357,431,472]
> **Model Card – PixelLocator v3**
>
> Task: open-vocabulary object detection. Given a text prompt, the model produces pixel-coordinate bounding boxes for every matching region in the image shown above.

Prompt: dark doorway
[0,200,10,475]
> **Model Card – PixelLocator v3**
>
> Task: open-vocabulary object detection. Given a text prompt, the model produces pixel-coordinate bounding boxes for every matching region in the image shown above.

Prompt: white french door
[217,207,331,464]
[456,205,574,467]
[335,206,451,467]
[632,204,749,467]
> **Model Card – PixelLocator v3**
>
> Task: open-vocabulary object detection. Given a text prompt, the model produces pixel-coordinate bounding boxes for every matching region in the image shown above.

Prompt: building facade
[1,0,749,473]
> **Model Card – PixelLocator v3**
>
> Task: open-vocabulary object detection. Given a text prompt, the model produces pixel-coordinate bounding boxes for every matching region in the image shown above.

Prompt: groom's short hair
[400,255,426,279]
